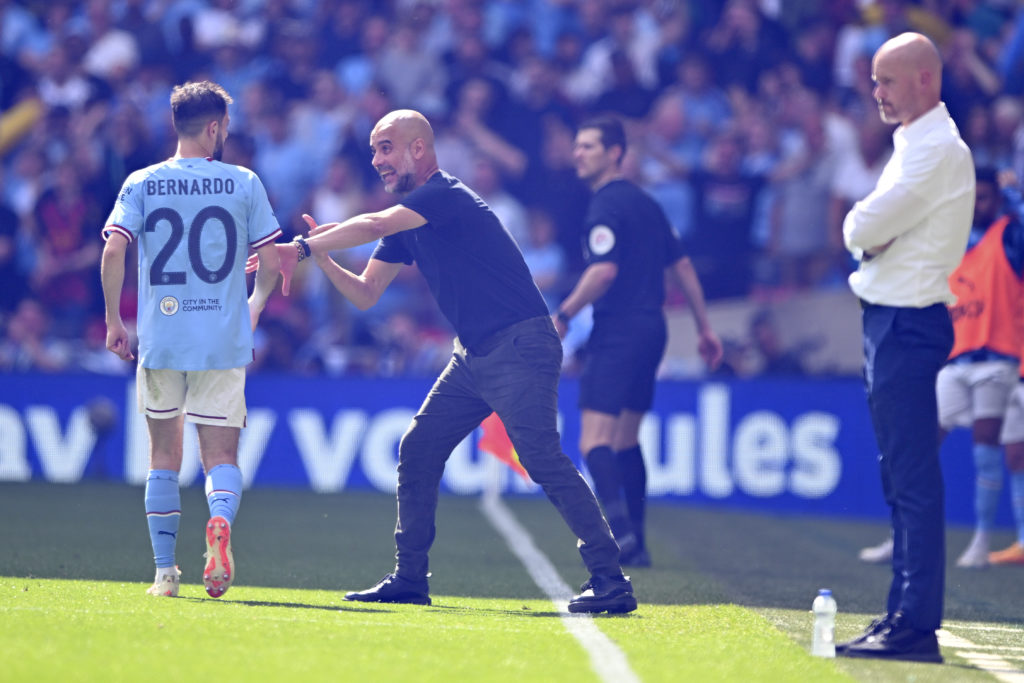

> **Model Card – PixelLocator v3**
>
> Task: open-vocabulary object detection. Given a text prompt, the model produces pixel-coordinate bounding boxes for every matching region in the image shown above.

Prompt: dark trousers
[393,315,621,581]
[861,303,953,631]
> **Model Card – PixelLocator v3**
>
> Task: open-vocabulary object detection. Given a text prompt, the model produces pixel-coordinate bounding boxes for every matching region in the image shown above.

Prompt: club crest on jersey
[588,225,615,256]
[160,296,179,316]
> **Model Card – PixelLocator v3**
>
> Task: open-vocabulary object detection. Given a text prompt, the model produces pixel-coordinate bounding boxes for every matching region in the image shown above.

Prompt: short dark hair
[578,115,627,159]
[170,81,233,138]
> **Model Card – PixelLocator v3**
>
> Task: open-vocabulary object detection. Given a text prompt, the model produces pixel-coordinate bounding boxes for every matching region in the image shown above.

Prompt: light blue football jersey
[103,157,281,370]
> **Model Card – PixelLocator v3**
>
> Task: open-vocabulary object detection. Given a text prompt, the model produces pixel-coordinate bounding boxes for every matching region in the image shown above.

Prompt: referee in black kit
[553,116,723,566]
[250,109,636,613]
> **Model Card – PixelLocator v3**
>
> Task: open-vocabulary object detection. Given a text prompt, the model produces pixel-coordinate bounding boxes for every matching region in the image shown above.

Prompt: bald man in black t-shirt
[554,116,723,567]
[250,109,636,614]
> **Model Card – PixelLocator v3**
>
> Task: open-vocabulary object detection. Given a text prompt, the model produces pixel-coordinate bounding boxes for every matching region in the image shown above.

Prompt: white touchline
[480,491,641,683]
[938,629,1024,683]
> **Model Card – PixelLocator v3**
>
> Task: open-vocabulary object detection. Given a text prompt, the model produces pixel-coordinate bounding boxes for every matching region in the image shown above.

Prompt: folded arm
[843,149,941,258]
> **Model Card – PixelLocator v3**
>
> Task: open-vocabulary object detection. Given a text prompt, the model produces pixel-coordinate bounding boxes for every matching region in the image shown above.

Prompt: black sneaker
[838,612,942,663]
[568,574,637,614]
[344,573,431,605]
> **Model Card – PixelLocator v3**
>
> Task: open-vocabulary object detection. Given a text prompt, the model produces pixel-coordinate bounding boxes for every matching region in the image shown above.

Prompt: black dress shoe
[838,612,942,663]
[568,574,638,614]
[835,613,892,654]
[344,573,431,605]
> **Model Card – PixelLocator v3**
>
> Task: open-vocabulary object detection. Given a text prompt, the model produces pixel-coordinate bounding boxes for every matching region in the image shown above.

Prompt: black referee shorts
[579,313,667,415]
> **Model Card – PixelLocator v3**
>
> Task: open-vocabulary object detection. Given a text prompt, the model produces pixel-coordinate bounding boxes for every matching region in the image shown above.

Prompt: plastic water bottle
[811,589,837,657]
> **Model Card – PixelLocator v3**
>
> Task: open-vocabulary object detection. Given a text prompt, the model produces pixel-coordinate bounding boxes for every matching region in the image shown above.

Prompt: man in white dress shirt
[837,33,974,664]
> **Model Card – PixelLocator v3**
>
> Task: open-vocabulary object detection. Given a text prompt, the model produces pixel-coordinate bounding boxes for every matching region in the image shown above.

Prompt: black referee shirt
[583,179,686,318]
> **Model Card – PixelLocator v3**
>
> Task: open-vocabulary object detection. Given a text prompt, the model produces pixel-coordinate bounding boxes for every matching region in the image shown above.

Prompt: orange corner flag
[478,412,531,481]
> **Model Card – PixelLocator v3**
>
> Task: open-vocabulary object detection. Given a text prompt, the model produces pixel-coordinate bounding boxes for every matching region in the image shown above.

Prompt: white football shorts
[136,365,247,428]
[1001,382,1024,445]
[936,360,1018,430]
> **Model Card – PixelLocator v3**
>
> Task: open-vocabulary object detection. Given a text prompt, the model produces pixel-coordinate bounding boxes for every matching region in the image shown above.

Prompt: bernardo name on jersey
[145,177,235,196]
[103,157,281,371]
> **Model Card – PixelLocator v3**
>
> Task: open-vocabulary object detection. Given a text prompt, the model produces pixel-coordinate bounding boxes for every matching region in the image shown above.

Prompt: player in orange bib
[937,167,1024,568]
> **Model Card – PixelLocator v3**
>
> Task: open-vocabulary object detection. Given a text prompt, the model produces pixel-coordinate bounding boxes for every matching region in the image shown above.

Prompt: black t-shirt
[583,179,685,318]
[371,170,548,350]
[687,170,765,258]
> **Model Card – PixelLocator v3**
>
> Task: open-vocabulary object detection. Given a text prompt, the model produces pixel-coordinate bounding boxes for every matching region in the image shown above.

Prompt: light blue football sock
[1010,471,1024,544]
[145,470,181,569]
[205,464,242,526]
[974,443,1004,532]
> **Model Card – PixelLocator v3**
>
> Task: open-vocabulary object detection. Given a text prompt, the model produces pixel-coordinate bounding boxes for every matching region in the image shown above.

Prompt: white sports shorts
[1001,382,1024,445]
[136,365,247,428]
[936,360,1019,430]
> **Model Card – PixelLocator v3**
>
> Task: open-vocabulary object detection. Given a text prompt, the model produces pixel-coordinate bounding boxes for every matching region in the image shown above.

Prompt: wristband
[556,310,571,326]
[294,236,311,262]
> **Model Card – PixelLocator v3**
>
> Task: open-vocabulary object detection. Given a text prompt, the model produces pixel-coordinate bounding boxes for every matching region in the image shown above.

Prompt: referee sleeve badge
[588,225,615,256]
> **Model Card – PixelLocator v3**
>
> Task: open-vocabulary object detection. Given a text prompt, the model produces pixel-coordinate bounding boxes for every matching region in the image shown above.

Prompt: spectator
[638,93,695,239]
[664,50,732,169]
[0,188,26,317]
[450,76,528,181]
[79,0,140,84]
[291,70,356,178]
[686,128,767,300]
[30,159,103,337]
[0,298,73,372]
[564,4,659,105]
[252,104,318,234]
[377,20,447,117]
[592,49,656,119]
[469,156,529,245]
[336,13,390,98]
[519,206,566,312]
[35,44,94,112]
[703,0,791,96]
[749,309,808,376]
[317,0,370,69]
[767,90,846,291]
[942,26,1002,126]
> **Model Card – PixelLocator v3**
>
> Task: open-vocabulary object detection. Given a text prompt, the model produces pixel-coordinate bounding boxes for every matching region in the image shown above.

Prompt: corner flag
[478,412,531,481]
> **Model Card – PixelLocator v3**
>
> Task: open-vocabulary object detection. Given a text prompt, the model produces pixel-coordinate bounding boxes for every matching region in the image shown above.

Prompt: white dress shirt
[844,103,974,307]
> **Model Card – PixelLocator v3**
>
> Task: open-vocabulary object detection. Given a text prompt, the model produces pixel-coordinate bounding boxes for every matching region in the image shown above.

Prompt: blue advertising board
[0,372,1010,527]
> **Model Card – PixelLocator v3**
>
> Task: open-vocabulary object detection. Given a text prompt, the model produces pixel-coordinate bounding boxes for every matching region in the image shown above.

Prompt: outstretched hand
[303,213,340,237]
[246,243,298,295]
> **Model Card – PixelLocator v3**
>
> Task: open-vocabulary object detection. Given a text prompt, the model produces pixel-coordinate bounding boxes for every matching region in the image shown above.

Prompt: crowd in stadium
[1,0,1023,377]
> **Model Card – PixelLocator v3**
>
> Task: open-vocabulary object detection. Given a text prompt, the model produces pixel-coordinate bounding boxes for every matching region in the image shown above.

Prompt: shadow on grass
[180,595,390,614]
[426,603,639,619]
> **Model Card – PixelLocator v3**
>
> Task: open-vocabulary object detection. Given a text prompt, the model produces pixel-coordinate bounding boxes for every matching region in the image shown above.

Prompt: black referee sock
[616,446,647,551]
[585,446,635,548]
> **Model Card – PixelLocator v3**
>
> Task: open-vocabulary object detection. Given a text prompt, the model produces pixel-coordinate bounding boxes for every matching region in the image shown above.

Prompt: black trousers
[861,302,953,631]
[393,315,621,581]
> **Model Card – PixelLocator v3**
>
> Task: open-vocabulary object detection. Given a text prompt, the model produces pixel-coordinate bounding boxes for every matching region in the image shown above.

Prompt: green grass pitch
[1,482,1021,682]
